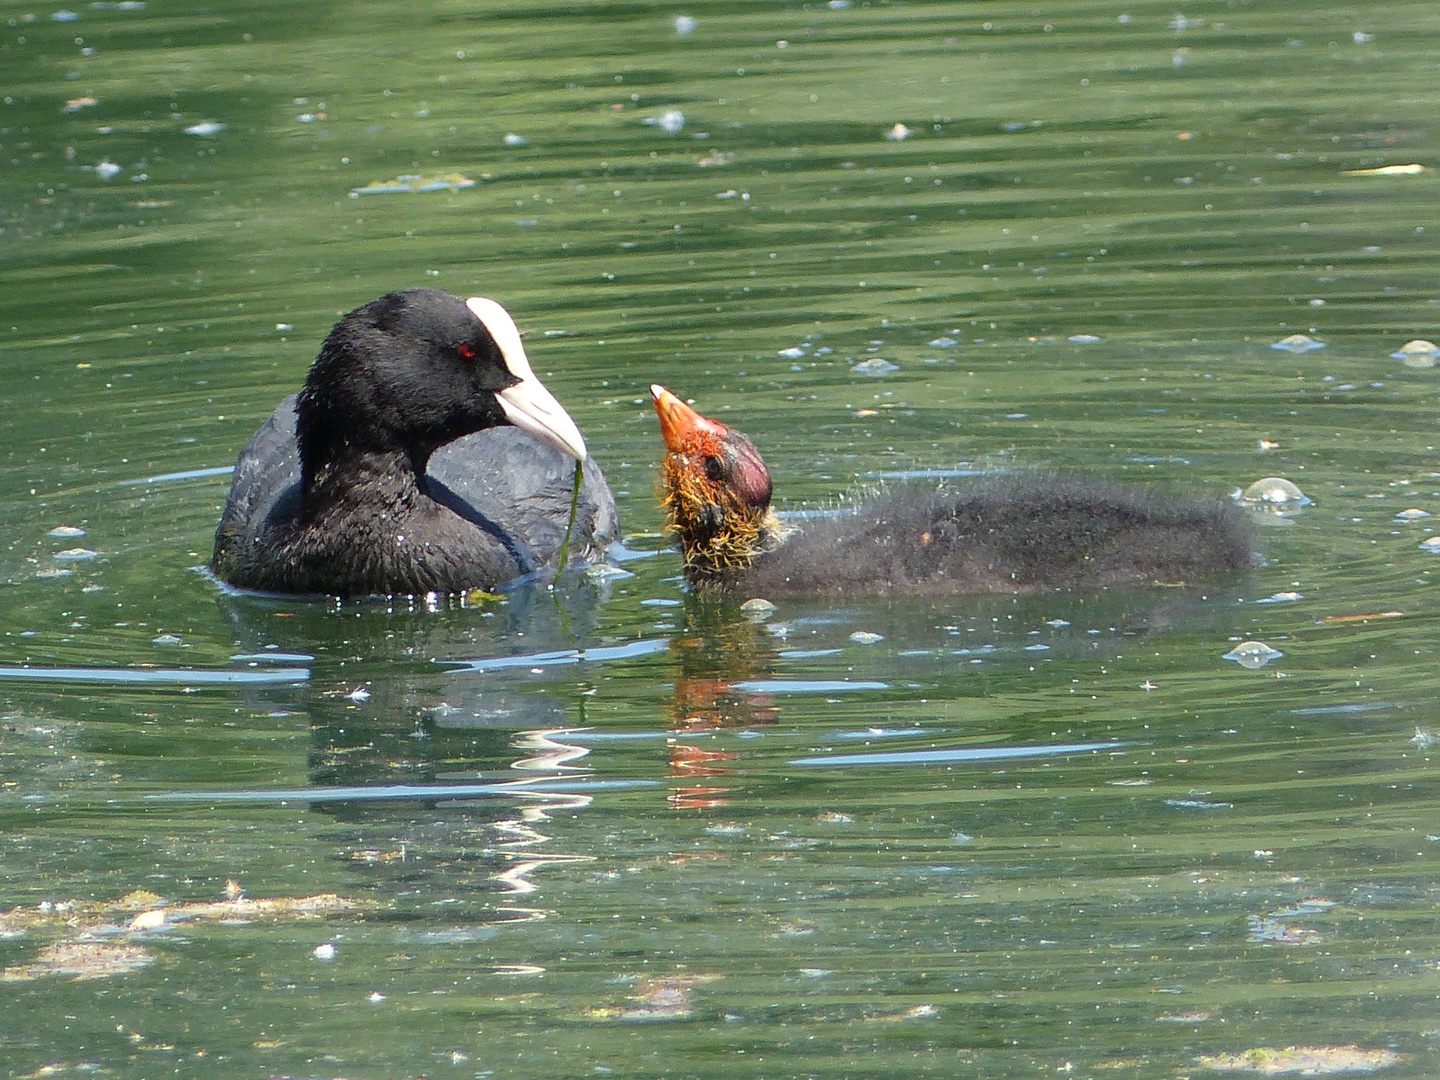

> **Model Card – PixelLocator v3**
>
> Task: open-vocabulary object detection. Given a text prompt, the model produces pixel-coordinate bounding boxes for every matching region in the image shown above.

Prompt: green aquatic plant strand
[553,460,583,576]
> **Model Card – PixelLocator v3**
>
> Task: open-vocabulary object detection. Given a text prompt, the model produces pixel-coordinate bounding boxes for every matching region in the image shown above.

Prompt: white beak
[497,380,588,462]
[467,296,588,462]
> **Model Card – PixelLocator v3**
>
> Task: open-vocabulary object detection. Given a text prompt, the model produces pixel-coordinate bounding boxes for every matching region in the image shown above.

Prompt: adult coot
[212,290,616,595]
[650,384,1253,596]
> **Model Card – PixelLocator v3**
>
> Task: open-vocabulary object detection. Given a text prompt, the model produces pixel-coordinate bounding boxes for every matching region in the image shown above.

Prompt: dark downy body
[731,476,1252,597]
[650,384,1254,597]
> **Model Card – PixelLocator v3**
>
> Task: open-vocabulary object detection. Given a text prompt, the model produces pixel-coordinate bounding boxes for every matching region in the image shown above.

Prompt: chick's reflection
[666,599,781,809]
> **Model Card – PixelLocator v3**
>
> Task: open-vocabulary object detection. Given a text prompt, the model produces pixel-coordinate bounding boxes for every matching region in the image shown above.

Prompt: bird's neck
[673,505,794,587]
[301,445,433,521]
[296,376,447,513]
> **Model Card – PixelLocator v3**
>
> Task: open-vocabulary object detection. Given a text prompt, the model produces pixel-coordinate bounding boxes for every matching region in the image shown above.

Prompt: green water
[3,0,1440,1076]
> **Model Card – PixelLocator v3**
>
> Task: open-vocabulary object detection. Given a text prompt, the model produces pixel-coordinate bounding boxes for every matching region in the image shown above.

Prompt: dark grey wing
[427,428,619,573]
[212,394,303,577]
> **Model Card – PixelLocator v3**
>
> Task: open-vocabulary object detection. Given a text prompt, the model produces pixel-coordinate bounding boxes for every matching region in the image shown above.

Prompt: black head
[296,289,585,479]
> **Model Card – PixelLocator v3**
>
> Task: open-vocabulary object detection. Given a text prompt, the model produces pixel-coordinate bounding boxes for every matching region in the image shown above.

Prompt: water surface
[3,1,1440,1077]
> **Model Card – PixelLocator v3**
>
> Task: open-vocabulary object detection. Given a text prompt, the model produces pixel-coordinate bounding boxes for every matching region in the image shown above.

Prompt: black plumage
[212,289,616,596]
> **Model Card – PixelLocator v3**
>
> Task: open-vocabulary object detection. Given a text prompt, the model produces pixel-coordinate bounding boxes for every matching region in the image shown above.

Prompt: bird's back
[730,477,1255,597]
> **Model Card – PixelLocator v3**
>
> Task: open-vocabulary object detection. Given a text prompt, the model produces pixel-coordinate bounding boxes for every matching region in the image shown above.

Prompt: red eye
[457,342,477,360]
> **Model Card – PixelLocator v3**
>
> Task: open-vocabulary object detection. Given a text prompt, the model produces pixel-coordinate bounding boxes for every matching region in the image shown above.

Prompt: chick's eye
[702,455,725,482]
[457,342,477,360]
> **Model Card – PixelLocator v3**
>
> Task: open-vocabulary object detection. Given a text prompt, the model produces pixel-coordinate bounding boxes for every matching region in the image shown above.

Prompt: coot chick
[212,290,617,596]
[651,384,1253,596]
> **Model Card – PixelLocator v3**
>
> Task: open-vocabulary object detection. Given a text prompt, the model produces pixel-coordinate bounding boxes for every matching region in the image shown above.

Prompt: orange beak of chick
[651,384,731,453]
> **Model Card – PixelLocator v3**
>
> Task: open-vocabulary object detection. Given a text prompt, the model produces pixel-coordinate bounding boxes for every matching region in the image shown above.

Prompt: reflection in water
[789,741,1128,767]
[510,728,591,772]
[143,779,655,803]
[119,465,237,486]
[490,793,596,899]
[732,678,890,693]
[830,726,933,741]
[216,577,621,751]
[489,732,598,897]
[670,596,783,730]
[0,665,309,685]
[206,578,659,914]
[663,595,788,807]
[444,637,670,674]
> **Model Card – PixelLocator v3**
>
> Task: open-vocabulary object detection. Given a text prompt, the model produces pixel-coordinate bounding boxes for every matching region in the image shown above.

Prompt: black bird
[212,289,616,596]
[650,384,1254,596]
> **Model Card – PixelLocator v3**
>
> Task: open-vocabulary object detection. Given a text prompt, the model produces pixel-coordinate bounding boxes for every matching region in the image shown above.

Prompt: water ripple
[0,666,308,685]
[790,740,1126,767]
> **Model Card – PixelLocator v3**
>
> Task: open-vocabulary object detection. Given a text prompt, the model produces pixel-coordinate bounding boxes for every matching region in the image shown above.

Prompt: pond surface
[3,1,1440,1077]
